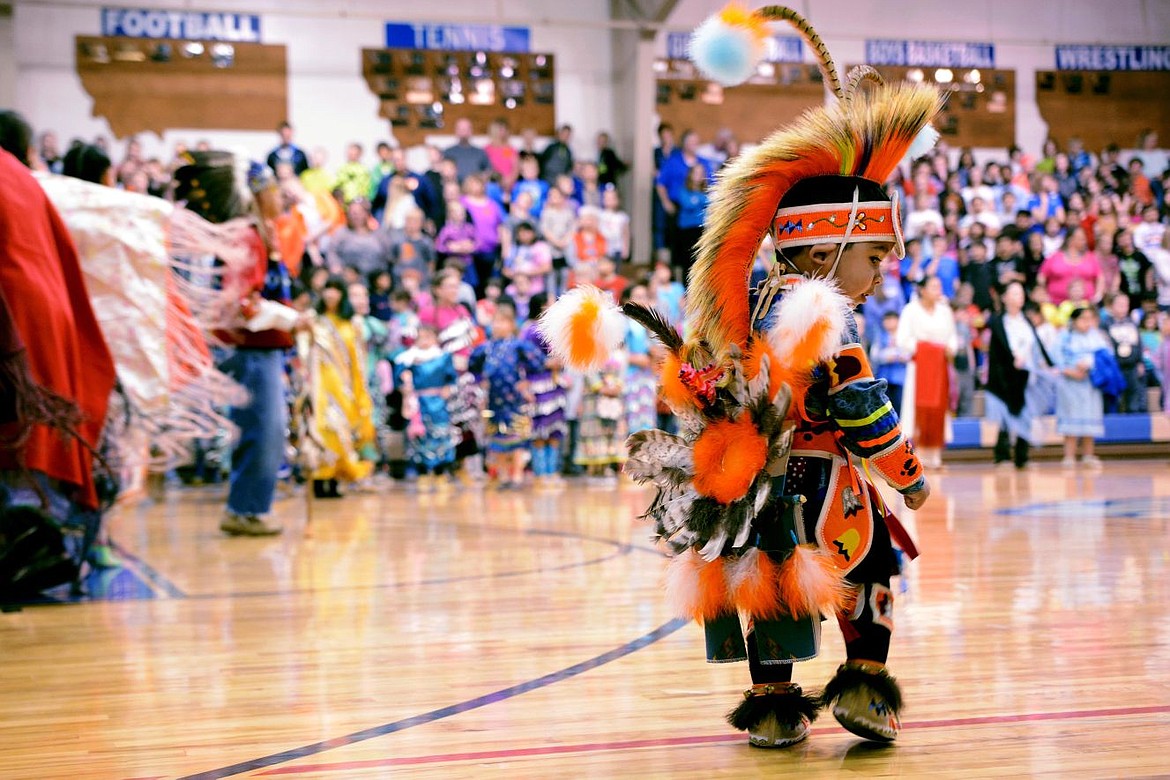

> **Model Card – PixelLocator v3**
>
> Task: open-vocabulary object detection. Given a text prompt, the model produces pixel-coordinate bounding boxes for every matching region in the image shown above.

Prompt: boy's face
[1110,295,1129,319]
[492,312,516,337]
[795,240,892,305]
[882,314,898,333]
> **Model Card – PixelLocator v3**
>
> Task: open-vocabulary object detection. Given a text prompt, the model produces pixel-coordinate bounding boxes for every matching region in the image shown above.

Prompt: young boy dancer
[539,4,939,749]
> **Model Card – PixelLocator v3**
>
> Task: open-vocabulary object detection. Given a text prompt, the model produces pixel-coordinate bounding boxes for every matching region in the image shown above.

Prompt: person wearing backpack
[1056,307,1110,468]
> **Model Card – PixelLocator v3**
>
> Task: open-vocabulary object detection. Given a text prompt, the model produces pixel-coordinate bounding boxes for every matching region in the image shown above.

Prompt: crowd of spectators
[24,115,1170,479]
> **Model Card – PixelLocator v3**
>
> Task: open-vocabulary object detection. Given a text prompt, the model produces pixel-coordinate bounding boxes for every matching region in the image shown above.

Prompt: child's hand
[903,480,931,511]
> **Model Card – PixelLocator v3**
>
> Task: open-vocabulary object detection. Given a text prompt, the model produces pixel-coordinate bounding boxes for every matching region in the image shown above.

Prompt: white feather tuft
[779,544,851,618]
[663,552,703,619]
[698,529,728,562]
[905,123,940,164]
[766,277,852,364]
[535,285,626,371]
[724,547,761,594]
[689,14,765,87]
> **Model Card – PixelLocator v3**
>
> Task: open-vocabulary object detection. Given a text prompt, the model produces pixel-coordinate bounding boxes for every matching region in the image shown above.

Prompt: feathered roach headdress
[687,4,943,355]
[537,5,941,626]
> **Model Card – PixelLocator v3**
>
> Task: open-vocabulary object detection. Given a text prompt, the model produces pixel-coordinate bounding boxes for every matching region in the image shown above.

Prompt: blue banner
[1055,45,1170,71]
[865,39,995,68]
[101,7,261,41]
[385,22,530,52]
[666,31,804,64]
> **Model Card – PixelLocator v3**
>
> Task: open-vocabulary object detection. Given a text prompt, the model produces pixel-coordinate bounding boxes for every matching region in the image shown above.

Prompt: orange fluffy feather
[665,551,734,622]
[776,314,833,419]
[728,548,783,620]
[692,416,768,504]
[567,295,602,367]
[743,339,783,402]
[658,352,693,410]
[777,543,851,618]
[696,555,732,622]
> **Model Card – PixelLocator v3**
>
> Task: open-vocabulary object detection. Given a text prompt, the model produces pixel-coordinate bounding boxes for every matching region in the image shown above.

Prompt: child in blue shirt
[870,311,911,413]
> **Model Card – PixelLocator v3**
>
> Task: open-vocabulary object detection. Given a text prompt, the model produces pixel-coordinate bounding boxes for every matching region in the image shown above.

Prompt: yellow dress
[304,312,375,482]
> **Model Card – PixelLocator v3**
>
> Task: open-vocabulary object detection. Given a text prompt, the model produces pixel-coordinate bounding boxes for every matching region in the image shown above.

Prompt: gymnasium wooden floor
[3,461,1169,779]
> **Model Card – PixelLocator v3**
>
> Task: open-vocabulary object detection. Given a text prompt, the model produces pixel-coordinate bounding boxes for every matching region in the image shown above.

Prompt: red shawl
[0,151,116,508]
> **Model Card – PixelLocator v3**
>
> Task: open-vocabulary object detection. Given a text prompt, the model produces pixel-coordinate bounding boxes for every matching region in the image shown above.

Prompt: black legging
[748,611,892,684]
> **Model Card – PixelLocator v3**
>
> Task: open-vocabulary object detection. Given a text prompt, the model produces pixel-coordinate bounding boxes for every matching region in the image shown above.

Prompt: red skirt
[914,341,950,448]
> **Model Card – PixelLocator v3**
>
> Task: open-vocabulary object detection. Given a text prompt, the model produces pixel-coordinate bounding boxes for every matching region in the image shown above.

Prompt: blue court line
[177,617,690,780]
[110,540,187,599]
[995,496,1170,517]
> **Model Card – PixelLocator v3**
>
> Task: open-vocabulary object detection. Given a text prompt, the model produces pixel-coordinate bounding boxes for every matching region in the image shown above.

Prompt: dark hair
[376,141,391,152]
[315,276,354,319]
[290,280,308,299]
[62,143,112,184]
[173,150,244,224]
[685,163,708,192]
[917,274,939,289]
[0,110,33,166]
[620,284,647,304]
[528,292,549,316]
[277,121,292,131]
[1067,306,1094,325]
[657,122,674,136]
[390,289,413,304]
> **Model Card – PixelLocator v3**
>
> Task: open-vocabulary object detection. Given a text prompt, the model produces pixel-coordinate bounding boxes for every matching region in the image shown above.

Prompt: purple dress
[522,322,568,442]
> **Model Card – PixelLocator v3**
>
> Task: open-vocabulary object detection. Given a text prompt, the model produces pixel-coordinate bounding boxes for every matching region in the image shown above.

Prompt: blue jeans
[223,349,287,516]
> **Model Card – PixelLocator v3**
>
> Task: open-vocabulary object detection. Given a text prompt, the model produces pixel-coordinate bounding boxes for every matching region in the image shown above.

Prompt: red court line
[257,704,1170,775]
